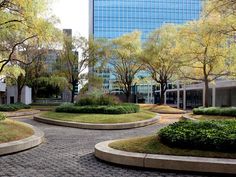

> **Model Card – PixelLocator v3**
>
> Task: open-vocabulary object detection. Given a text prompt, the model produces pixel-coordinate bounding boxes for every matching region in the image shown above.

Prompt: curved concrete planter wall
[181,115,197,121]
[152,110,186,114]
[34,115,160,130]
[0,122,44,156]
[95,140,236,175]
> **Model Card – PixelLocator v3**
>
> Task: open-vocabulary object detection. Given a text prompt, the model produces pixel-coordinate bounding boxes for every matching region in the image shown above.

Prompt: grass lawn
[41,110,156,124]
[187,114,236,120]
[109,135,236,159]
[0,119,34,143]
[140,104,184,114]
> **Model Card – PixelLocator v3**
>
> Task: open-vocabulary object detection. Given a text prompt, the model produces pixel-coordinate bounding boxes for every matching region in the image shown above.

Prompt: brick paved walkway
[0,116,213,177]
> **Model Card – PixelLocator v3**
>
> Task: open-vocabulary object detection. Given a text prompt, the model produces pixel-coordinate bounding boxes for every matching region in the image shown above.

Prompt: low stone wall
[95,140,236,175]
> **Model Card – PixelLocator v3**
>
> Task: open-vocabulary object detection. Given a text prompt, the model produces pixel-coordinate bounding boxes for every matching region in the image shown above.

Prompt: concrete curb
[34,114,160,130]
[95,140,236,175]
[33,108,53,111]
[0,122,44,156]
[5,110,40,118]
[181,114,197,121]
[152,110,186,114]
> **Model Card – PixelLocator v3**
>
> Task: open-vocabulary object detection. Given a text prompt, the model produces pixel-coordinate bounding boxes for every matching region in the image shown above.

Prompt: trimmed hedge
[0,113,6,121]
[75,95,120,106]
[55,103,140,114]
[0,102,31,112]
[159,120,236,152]
[193,107,236,116]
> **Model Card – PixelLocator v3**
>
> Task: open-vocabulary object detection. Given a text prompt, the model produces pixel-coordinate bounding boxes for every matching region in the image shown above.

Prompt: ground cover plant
[0,103,31,112]
[159,120,236,152]
[186,114,236,120]
[0,113,6,121]
[193,107,236,116]
[56,95,140,114]
[55,103,140,114]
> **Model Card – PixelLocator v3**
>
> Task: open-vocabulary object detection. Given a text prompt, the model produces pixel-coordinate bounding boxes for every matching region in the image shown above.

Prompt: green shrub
[0,102,31,112]
[159,120,236,152]
[55,103,140,114]
[193,107,236,116]
[0,113,6,121]
[75,95,120,106]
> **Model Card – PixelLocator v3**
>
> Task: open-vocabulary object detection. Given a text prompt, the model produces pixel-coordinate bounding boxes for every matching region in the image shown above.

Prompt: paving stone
[0,118,213,177]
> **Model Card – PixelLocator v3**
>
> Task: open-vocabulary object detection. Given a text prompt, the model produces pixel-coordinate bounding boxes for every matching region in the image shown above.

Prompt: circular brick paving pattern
[0,118,213,177]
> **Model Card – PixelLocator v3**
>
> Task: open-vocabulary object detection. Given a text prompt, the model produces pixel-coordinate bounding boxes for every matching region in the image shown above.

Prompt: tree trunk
[125,85,132,103]
[71,85,75,103]
[17,85,22,103]
[159,83,166,105]
[204,80,209,107]
[126,93,130,103]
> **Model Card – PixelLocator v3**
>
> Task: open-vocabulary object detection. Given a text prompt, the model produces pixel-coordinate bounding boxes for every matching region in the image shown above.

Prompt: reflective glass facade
[90,0,202,95]
[93,0,202,40]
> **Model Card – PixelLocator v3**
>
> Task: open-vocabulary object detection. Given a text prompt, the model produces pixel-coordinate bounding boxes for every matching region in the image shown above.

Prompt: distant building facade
[89,0,203,104]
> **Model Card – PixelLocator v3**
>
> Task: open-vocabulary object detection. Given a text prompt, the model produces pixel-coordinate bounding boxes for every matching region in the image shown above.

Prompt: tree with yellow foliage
[109,31,142,102]
[0,0,59,73]
[142,24,182,104]
[178,17,234,107]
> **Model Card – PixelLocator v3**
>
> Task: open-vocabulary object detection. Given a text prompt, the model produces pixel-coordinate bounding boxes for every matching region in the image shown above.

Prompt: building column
[212,85,216,107]
[183,84,186,110]
[177,81,180,109]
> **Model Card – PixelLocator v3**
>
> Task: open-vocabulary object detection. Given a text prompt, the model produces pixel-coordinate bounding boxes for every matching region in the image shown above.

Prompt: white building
[6,86,32,105]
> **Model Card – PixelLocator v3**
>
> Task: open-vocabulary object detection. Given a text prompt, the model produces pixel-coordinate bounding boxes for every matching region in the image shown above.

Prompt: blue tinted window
[93,0,202,40]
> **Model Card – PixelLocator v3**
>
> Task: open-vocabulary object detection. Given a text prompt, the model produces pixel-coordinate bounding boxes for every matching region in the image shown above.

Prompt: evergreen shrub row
[159,120,236,152]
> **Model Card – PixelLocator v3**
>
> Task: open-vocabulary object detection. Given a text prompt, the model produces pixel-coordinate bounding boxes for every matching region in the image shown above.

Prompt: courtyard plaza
[0,115,212,177]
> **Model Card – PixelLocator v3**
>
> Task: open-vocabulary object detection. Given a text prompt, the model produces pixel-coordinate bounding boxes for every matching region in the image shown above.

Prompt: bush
[55,103,140,114]
[0,113,6,121]
[75,95,120,106]
[193,107,236,116]
[0,102,31,112]
[159,120,236,152]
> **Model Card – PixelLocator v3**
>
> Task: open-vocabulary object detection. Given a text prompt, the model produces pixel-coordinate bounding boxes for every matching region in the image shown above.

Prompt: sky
[50,0,89,38]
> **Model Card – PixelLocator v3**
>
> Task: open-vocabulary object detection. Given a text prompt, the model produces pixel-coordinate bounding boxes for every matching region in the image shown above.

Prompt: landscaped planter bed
[0,119,44,155]
[94,119,236,174]
[109,135,236,159]
[0,119,34,143]
[34,111,159,130]
[95,139,236,174]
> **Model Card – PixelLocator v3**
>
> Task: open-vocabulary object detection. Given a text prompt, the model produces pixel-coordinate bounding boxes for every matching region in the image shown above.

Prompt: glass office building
[89,0,202,101]
[91,0,202,40]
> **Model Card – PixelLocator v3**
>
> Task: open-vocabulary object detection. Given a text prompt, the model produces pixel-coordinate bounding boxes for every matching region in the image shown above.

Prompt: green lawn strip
[188,113,236,120]
[109,135,236,159]
[41,110,156,124]
[0,119,34,143]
